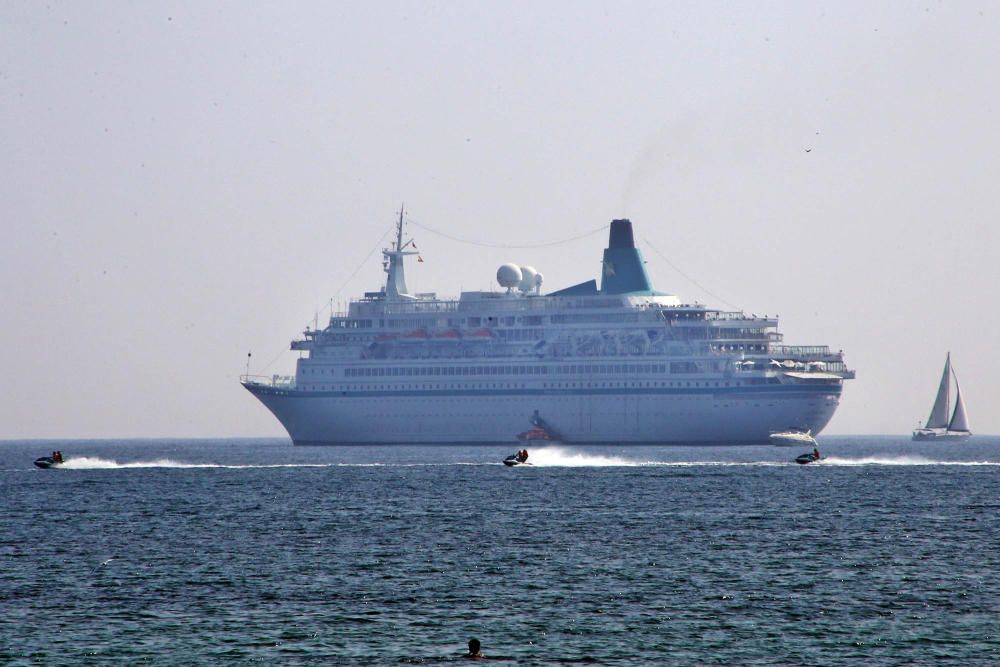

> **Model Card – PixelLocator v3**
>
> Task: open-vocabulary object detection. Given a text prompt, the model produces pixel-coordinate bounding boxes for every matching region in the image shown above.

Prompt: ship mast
[394,205,404,253]
[382,204,418,300]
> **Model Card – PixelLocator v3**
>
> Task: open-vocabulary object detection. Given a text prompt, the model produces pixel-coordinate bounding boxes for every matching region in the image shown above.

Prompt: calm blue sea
[2,436,998,665]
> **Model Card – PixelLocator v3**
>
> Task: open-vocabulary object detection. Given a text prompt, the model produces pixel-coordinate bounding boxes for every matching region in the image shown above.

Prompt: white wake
[819,455,999,466]
[518,449,1000,467]
[56,457,330,470]
[43,453,999,470]
[518,447,650,467]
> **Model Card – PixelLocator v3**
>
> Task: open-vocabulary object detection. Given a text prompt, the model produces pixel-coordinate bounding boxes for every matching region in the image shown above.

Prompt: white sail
[948,373,970,432]
[925,354,951,429]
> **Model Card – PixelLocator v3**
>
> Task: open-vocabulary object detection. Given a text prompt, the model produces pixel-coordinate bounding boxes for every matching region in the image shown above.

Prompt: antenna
[396,203,405,253]
[245,351,251,378]
[383,203,418,299]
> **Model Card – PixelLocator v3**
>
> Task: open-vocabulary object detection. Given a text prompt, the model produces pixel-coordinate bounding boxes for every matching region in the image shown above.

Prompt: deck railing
[240,374,296,388]
[770,345,836,357]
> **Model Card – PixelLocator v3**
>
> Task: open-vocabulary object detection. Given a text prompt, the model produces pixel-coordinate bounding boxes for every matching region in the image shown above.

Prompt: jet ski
[34,450,65,469]
[795,452,824,464]
[503,450,531,466]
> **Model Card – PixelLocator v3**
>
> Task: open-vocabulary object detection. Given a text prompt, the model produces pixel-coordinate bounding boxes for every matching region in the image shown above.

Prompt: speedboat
[795,452,823,465]
[770,429,816,446]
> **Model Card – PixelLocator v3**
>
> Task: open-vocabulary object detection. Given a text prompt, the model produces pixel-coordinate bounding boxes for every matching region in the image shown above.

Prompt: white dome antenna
[518,266,537,294]
[534,272,544,294]
[497,264,522,292]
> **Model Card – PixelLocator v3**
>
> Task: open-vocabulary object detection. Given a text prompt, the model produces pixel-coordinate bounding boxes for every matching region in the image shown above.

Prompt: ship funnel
[600,218,655,295]
[608,218,636,249]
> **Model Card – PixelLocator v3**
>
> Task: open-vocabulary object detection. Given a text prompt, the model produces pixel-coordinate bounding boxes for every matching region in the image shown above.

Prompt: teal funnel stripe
[600,219,657,295]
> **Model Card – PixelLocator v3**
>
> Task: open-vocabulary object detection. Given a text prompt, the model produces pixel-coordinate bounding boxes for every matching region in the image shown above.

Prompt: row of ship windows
[343,365,549,377]
[328,315,774,332]
[300,379,784,391]
[711,344,768,351]
[329,314,655,328]
[323,363,737,378]
[332,316,542,329]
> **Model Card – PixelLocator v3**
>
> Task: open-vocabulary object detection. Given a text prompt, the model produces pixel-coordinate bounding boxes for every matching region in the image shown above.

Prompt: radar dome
[497,263,522,290]
[534,272,544,291]
[518,266,538,293]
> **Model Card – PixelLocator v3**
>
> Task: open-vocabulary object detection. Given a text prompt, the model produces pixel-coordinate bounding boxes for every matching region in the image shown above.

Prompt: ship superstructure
[243,214,853,444]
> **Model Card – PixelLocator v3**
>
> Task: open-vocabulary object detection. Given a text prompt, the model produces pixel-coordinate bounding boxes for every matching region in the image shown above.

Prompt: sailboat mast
[925,353,952,429]
[948,360,971,432]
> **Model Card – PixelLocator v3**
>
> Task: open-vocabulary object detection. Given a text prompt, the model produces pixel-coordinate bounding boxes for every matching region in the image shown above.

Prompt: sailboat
[912,353,971,441]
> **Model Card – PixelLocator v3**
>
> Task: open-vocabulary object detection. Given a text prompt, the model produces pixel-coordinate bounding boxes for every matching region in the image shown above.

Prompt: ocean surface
[2,436,998,666]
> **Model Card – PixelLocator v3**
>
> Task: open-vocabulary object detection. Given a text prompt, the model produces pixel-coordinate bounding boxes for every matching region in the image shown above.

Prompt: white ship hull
[247,383,842,445]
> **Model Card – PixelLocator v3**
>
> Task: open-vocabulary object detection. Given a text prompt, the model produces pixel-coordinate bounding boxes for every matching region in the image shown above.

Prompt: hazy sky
[3,1,999,438]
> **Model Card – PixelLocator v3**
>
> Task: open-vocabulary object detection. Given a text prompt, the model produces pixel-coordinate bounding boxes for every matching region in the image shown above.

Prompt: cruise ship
[243,214,853,445]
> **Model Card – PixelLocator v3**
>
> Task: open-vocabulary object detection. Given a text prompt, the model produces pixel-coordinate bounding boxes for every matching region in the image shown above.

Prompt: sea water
[1,436,998,665]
